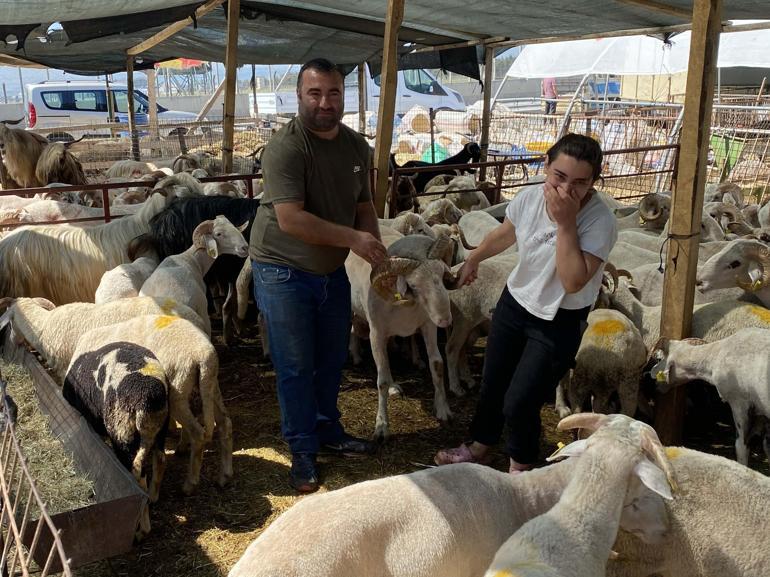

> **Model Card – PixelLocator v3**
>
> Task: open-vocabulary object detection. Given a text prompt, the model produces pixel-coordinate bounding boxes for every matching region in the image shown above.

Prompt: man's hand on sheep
[351,231,387,265]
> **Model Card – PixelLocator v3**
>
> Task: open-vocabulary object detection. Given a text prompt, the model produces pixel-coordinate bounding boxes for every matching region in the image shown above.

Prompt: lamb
[484,413,674,577]
[0,121,49,188]
[609,275,770,351]
[63,341,169,536]
[0,296,205,379]
[64,314,232,495]
[555,308,647,418]
[95,236,160,303]
[139,216,249,338]
[650,328,770,466]
[696,239,770,307]
[227,415,671,577]
[0,191,173,304]
[607,445,770,577]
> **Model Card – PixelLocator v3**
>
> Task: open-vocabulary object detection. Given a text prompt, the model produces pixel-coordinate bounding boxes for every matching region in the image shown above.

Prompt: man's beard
[299,107,342,131]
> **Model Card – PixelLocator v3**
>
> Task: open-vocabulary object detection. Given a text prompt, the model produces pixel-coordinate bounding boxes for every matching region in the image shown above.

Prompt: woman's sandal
[434,443,492,466]
[508,459,533,476]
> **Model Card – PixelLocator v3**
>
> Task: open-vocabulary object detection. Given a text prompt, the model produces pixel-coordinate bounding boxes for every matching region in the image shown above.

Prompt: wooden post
[655,0,722,445]
[145,69,159,141]
[222,0,240,173]
[479,46,494,182]
[197,78,226,121]
[105,74,116,138]
[251,64,259,121]
[126,58,140,161]
[373,0,405,217]
[358,63,367,134]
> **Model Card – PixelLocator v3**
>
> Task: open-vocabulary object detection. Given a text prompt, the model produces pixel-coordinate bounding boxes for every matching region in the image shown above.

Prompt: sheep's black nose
[695,279,702,286]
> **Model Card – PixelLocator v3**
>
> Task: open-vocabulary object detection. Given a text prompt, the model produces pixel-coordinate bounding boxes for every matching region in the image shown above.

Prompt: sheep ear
[395,276,408,296]
[546,438,588,462]
[205,236,218,258]
[237,220,249,233]
[633,459,673,500]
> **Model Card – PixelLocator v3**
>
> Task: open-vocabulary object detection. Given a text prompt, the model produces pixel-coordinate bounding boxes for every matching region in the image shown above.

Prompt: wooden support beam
[197,78,226,121]
[251,63,259,122]
[373,0,405,218]
[222,0,240,173]
[412,35,507,54]
[614,0,691,19]
[656,0,722,445]
[127,0,225,56]
[126,57,140,161]
[358,63,367,134]
[479,46,494,182]
[145,69,159,141]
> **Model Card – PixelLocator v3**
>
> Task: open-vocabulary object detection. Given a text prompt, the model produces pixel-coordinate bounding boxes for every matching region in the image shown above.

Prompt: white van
[250,65,466,117]
[26,81,198,140]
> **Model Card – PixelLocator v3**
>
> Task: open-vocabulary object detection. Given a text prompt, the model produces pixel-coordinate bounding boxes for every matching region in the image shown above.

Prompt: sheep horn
[726,221,755,236]
[603,262,619,292]
[192,219,215,248]
[735,244,770,292]
[556,412,609,433]
[639,425,677,492]
[428,234,454,265]
[442,264,461,290]
[32,297,56,310]
[650,336,670,356]
[370,257,420,304]
[682,337,708,346]
[449,223,477,250]
[638,193,662,221]
[62,135,86,149]
[617,268,634,282]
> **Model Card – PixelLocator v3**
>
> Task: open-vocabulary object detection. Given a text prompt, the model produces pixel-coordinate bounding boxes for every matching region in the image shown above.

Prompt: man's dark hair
[297,58,343,91]
[546,133,603,181]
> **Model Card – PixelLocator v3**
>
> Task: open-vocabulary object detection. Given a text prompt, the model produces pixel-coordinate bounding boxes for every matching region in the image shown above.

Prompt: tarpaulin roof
[0,1,768,76]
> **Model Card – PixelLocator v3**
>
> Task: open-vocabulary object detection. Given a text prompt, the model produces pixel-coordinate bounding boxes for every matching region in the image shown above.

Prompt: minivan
[250,64,466,117]
[26,81,199,140]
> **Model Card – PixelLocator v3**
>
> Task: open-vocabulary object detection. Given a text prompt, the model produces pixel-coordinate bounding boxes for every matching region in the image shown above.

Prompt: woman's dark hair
[297,58,343,91]
[546,133,603,181]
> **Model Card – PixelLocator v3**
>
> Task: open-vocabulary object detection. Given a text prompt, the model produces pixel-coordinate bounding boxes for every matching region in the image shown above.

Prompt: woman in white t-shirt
[435,133,617,474]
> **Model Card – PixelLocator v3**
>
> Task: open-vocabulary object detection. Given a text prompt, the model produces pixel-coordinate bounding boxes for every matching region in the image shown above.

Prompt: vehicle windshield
[134,90,167,113]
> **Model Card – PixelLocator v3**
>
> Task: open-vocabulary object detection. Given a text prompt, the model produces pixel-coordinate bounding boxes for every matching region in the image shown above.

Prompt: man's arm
[354,200,382,241]
[275,201,386,264]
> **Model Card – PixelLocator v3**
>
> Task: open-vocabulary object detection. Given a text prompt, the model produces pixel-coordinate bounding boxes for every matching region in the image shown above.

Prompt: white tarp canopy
[507,21,770,79]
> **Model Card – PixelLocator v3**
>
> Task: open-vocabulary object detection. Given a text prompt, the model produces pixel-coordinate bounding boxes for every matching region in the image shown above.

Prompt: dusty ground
[26,313,765,577]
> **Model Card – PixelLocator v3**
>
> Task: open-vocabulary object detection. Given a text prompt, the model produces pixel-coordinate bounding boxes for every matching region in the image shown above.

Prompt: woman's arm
[457,219,517,285]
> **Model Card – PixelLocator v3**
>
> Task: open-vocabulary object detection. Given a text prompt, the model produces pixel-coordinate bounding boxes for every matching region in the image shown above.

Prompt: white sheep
[228,430,669,577]
[71,314,232,495]
[484,413,674,577]
[420,197,463,226]
[378,212,435,237]
[650,328,770,466]
[608,445,770,577]
[0,191,173,304]
[0,296,205,379]
[555,308,647,418]
[95,236,160,303]
[139,215,249,337]
[696,239,770,308]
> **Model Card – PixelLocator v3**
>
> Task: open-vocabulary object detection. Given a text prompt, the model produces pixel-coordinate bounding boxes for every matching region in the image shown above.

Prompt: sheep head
[192,215,249,259]
[697,240,770,293]
[638,193,670,226]
[734,243,770,292]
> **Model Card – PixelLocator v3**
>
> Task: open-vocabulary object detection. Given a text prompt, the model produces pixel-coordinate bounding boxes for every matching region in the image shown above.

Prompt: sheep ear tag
[634,459,673,500]
[748,262,764,291]
[205,237,218,258]
[546,438,588,462]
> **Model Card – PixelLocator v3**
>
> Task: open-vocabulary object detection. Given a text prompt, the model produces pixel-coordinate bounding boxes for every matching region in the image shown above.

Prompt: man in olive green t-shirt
[250,58,387,493]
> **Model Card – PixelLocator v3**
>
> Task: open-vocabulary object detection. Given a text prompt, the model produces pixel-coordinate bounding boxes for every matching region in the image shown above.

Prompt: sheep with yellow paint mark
[69,314,231,495]
[555,308,647,418]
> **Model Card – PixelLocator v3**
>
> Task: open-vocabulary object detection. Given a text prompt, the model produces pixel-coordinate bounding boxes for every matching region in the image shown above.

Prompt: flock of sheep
[1,119,770,574]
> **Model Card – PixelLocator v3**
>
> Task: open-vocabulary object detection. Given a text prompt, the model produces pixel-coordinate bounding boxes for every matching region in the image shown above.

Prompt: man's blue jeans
[252,261,351,455]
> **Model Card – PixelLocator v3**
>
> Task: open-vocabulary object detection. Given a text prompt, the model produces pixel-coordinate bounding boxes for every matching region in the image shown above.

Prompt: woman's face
[544,153,596,203]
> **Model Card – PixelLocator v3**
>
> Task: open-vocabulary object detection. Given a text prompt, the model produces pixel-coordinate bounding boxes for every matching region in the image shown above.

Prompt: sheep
[63,341,169,536]
[0,296,206,379]
[202,181,244,198]
[63,314,231,495]
[0,191,173,304]
[390,142,481,194]
[227,417,671,577]
[555,308,647,419]
[95,236,160,303]
[650,328,770,466]
[626,262,748,306]
[379,212,435,238]
[0,122,49,188]
[759,198,770,228]
[458,210,512,251]
[34,142,88,187]
[609,275,770,351]
[420,197,463,226]
[153,172,204,198]
[616,192,671,232]
[347,231,460,439]
[6,199,140,225]
[139,215,249,337]
[606,447,770,577]
[704,180,744,207]
[704,201,744,232]
[144,196,260,344]
[484,413,674,577]
[696,240,770,307]
[105,159,154,179]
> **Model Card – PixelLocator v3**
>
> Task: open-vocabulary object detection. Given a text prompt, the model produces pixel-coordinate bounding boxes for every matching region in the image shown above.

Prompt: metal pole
[17,67,25,111]
[429,107,436,163]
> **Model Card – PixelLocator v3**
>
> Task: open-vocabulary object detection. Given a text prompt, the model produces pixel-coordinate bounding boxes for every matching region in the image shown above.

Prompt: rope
[658,231,701,272]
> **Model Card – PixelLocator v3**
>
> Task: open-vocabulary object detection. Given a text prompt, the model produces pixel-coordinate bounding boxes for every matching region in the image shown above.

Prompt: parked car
[26,81,199,140]
[250,64,466,117]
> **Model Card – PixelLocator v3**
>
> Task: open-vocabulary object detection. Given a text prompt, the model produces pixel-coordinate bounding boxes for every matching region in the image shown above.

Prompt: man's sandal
[434,443,492,466]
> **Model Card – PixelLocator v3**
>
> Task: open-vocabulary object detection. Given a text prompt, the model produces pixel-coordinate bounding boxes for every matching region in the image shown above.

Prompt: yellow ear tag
[656,371,667,382]
[394,292,402,300]
[753,279,763,291]
[557,441,565,450]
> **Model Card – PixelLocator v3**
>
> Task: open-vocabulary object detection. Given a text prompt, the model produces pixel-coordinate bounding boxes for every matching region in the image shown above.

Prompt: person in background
[542,76,559,116]
[250,58,387,493]
[434,133,617,475]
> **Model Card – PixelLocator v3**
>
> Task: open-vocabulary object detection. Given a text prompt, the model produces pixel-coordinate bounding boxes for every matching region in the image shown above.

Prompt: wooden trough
[1,325,146,572]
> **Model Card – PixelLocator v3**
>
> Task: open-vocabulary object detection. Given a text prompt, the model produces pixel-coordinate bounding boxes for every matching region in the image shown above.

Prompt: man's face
[297,69,344,131]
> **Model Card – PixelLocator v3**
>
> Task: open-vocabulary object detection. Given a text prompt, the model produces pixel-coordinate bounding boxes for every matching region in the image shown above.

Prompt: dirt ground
[49,312,766,577]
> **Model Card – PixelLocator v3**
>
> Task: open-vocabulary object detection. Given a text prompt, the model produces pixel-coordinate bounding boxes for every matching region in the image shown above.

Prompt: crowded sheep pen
[2,1,770,577]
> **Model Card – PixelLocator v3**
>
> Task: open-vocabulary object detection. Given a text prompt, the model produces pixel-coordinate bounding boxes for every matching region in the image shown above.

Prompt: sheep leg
[136,503,152,540]
[149,447,166,504]
[730,403,751,466]
[212,385,233,487]
[221,282,236,346]
[171,397,206,495]
[234,258,252,336]
[370,329,393,441]
[591,391,613,415]
[349,331,364,366]
[445,317,472,397]
[555,378,572,419]
[420,323,452,422]
[618,380,640,417]
[457,344,476,389]
[567,372,590,416]
[175,427,190,455]
[409,336,426,370]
